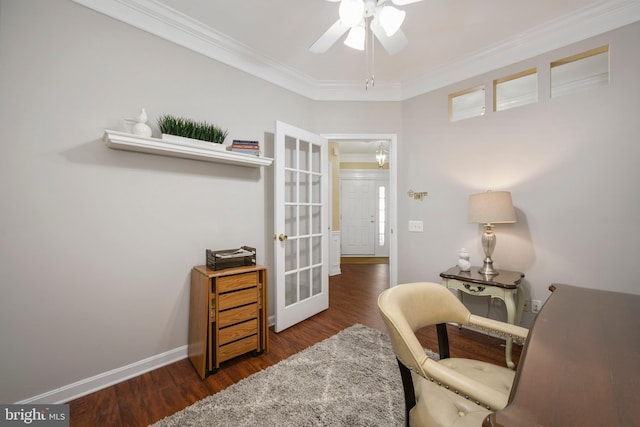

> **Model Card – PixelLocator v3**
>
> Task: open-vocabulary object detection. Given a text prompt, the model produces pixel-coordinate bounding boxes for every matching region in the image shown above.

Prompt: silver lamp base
[479,224,499,276]
[479,257,499,276]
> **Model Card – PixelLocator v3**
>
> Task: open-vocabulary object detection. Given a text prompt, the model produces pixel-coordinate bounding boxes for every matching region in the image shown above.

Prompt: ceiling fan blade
[390,0,424,5]
[370,18,408,55]
[310,19,350,53]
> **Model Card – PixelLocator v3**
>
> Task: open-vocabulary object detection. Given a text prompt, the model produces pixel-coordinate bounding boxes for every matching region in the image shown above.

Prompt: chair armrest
[422,358,509,410]
[469,314,529,341]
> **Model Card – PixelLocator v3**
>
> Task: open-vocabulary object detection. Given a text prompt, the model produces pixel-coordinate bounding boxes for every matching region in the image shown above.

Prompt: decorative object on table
[157,114,228,150]
[130,107,152,137]
[457,247,471,272]
[468,190,516,276]
[206,246,256,270]
[230,139,261,156]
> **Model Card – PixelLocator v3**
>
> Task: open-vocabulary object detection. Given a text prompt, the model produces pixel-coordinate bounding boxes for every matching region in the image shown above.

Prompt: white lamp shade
[468,191,516,224]
[339,0,364,27]
[344,25,365,50]
[378,5,405,36]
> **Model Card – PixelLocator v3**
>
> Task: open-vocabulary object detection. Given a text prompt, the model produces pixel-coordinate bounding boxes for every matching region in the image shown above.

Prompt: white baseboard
[17,346,188,404]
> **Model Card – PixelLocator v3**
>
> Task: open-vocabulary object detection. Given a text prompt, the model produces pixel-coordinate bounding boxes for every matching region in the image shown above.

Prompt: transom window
[551,45,609,98]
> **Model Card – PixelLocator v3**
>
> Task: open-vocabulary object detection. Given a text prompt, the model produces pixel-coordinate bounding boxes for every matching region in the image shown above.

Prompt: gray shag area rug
[151,324,439,427]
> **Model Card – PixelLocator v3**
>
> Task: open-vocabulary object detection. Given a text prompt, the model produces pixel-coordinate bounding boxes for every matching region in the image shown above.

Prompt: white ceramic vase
[131,108,152,137]
[457,248,471,272]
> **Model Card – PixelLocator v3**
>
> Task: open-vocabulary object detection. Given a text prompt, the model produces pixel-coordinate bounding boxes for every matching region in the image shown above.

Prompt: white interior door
[274,121,329,332]
[340,179,375,255]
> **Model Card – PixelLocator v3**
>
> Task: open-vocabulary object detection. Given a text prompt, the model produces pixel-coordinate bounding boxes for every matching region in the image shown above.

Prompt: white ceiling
[74,0,640,101]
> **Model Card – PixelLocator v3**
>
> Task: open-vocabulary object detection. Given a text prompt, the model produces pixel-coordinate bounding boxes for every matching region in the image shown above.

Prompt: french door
[274,121,329,332]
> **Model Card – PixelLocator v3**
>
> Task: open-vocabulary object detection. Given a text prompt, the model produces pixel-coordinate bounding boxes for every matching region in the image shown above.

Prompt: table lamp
[468,191,516,276]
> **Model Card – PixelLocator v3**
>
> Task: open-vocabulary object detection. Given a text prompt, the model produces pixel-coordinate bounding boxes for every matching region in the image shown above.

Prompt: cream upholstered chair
[378,282,529,427]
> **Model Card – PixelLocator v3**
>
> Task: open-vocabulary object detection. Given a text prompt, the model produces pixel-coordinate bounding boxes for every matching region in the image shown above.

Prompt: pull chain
[365,17,371,90]
[365,18,375,91]
[371,33,375,88]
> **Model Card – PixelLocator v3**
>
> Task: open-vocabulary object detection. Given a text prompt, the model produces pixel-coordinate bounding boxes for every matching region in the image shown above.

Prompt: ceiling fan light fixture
[344,25,365,50]
[378,5,405,37]
[339,0,365,28]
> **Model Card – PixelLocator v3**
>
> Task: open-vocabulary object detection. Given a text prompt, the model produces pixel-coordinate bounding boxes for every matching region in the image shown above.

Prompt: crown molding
[72,0,640,102]
[401,0,640,99]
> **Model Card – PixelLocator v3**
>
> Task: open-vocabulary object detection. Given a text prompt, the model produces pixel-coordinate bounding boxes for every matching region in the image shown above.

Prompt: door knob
[278,234,288,241]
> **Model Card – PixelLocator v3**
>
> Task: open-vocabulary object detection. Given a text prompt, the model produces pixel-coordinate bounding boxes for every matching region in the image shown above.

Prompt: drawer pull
[463,283,485,293]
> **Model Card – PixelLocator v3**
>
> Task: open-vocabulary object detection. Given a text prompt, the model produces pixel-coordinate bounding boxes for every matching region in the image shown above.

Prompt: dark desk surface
[484,284,640,427]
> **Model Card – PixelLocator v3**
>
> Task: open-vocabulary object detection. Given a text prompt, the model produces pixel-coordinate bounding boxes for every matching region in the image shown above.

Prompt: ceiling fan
[310,0,424,55]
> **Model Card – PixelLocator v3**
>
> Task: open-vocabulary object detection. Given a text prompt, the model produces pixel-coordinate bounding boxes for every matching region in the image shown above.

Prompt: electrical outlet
[531,299,542,314]
[408,220,423,232]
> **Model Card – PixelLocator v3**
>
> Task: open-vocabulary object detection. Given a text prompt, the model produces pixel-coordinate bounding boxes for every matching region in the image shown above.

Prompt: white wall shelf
[103,130,273,168]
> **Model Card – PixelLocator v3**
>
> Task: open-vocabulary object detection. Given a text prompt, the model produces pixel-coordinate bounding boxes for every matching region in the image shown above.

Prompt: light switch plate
[408,220,423,232]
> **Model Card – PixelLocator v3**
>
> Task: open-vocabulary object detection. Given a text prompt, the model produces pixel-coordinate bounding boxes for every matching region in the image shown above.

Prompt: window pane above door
[299,140,310,171]
[285,136,296,168]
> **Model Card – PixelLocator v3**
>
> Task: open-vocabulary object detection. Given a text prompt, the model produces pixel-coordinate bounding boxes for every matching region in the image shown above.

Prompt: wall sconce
[407,190,428,201]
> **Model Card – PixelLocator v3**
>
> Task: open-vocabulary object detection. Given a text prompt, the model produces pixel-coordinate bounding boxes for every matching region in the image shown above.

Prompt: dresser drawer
[217,272,257,293]
[219,318,258,345]
[219,287,257,310]
[218,334,258,363]
[219,303,257,328]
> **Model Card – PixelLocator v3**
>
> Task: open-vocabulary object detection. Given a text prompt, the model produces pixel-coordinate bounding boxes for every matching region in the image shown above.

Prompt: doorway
[322,133,398,288]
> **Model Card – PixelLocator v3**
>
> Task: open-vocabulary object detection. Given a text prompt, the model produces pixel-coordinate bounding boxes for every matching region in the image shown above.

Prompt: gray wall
[0,0,401,403]
[1,0,638,404]
[397,22,640,325]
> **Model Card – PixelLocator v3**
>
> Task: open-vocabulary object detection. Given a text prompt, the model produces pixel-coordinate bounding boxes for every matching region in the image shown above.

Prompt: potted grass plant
[158,114,228,151]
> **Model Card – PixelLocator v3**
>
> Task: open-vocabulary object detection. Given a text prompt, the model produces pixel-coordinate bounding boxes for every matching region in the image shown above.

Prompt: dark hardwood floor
[68,264,521,426]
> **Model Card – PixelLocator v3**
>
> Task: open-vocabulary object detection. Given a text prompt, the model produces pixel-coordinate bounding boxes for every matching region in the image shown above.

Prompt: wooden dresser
[188,264,268,379]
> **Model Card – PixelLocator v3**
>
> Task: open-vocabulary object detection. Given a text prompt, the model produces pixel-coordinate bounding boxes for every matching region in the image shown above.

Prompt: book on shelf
[231,139,261,156]
[232,149,261,156]
[233,139,260,145]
